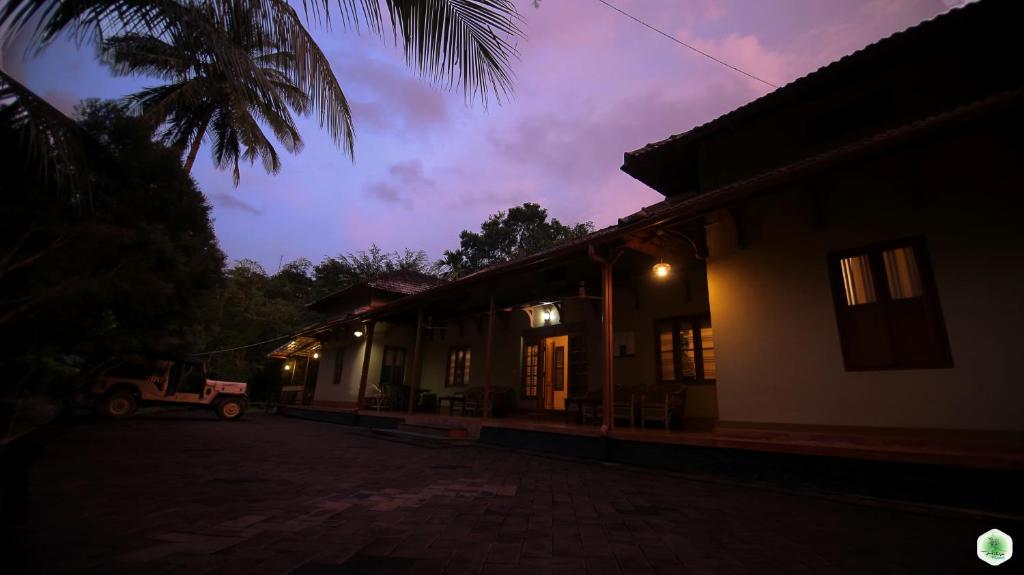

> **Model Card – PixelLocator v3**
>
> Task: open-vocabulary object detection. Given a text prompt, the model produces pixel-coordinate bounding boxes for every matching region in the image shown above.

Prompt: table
[565,396,602,424]
[438,395,466,416]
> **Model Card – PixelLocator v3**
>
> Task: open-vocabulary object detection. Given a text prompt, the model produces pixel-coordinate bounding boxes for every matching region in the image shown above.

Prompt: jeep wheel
[102,393,137,419]
[216,398,245,421]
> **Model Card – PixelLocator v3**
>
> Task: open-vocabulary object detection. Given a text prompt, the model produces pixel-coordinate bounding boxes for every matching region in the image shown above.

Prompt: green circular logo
[977,529,1013,566]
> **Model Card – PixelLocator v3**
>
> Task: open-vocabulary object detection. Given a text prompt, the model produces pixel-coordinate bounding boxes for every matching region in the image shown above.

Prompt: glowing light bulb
[353,330,364,338]
[312,352,319,359]
[653,262,671,278]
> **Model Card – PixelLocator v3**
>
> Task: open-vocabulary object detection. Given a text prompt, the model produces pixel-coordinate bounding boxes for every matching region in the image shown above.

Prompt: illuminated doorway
[523,334,570,411]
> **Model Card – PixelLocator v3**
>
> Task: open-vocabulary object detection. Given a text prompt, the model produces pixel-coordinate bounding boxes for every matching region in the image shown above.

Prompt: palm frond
[102,34,196,80]
[0,68,93,197]
[381,0,521,104]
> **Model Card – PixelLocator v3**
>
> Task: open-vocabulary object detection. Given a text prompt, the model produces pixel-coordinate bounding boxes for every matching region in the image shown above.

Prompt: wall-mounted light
[353,330,364,338]
[312,352,319,359]
[283,364,291,371]
[542,309,552,322]
[653,262,672,278]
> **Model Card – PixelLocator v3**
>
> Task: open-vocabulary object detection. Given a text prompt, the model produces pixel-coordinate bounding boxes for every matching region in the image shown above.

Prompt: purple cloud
[336,54,448,137]
[365,159,434,208]
[210,192,263,215]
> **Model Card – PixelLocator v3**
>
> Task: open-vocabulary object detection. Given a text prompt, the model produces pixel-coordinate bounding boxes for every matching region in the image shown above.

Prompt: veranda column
[589,245,619,434]
[483,295,496,418]
[355,321,376,410]
[601,257,614,432]
[407,307,426,414]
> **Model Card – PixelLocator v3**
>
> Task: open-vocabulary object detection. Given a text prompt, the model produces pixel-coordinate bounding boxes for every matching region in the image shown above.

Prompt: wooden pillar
[356,321,376,410]
[589,245,620,435]
[601,259,614,432]
[483,295,496,418]
[407,307,426,414]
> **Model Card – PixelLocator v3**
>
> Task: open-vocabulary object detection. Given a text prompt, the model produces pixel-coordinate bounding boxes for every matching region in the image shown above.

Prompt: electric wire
[192,333,296,356]
[594,0,780,89]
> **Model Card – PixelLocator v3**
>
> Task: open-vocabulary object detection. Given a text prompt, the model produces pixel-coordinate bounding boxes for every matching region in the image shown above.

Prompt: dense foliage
[1,99,225,401]
[437,203,595,278]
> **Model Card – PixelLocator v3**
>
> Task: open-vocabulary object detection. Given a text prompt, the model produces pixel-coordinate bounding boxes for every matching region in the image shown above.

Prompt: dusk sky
[5,0,962,271]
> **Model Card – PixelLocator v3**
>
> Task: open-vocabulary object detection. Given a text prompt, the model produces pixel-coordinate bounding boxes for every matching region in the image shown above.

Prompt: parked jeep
[81,358,248,421]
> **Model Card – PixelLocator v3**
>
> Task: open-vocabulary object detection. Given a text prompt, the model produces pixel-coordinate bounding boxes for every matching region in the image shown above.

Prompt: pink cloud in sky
[12,0,952,269]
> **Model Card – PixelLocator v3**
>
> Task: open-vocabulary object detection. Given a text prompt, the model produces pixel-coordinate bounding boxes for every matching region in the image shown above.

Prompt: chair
[612,384,641,427]
[365,394,393,411]
[639,384,686,429]
[487,386,514,417]
[462,387,486,416]
[564,390,602,424]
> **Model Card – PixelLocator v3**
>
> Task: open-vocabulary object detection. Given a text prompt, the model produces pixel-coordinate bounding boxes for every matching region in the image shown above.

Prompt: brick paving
[10,411,1018,574]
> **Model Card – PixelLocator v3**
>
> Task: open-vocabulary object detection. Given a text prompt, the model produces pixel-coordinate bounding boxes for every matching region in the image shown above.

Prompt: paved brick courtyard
[10,411,1018,574]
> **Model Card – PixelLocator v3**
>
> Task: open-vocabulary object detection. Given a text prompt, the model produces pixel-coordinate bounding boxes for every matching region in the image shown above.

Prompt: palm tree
[1,1,522,173]
[102,4,321,182]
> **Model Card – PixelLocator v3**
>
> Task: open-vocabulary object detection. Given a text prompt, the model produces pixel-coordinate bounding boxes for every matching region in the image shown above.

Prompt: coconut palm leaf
[1,0,522,159]
[0,68,93,195]
[3,0,356,159]
[100,3,319,183]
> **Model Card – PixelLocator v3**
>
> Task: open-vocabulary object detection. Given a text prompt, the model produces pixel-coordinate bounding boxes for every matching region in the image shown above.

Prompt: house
[272,0,1023,463]
[268,271,445,406]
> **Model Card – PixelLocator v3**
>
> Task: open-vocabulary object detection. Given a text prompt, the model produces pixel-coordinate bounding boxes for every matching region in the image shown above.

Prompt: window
[523,344,539,398]
[446,347,471,387]
[839,254,877,305]
[380,347,406,386]
[655,316,715,384]
[828,238,952,370]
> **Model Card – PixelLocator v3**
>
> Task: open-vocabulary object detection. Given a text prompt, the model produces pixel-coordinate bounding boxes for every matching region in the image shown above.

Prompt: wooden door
[523,341,543,407]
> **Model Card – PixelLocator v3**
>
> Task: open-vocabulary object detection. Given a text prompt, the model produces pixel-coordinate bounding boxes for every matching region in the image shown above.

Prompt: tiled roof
[306,270,447,311]
[365,270,447,295]
[623,0,988,161]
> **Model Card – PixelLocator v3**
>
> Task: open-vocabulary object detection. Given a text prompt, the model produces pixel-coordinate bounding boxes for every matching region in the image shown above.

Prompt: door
[523,341,543,407]
[551,344,567,410]
[301,355,318,405]
[379,347,407,405]
[525,335,570,411]
[542,336,568,410]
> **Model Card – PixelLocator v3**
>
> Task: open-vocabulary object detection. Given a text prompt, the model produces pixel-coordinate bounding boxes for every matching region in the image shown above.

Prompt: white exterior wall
[311,321,415,404]
[706,129,1024,431]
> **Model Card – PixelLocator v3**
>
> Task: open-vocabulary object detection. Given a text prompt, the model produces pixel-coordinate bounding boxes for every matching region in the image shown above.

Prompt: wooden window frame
[654,315,716,385]
[826,236,953,371]
[445,346,471,388]
[379,346,407,386]
[522,343,540,398]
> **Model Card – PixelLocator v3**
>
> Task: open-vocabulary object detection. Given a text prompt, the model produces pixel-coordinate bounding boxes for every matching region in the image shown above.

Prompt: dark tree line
[1,99,225,413]
[0,92,593,416]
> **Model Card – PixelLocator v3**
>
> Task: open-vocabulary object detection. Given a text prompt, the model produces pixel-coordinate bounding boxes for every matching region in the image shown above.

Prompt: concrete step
[398,422,470,439]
